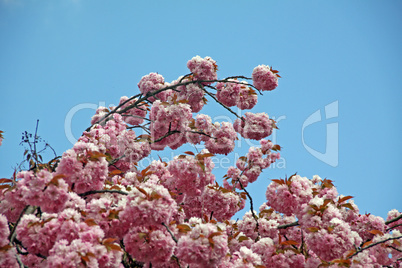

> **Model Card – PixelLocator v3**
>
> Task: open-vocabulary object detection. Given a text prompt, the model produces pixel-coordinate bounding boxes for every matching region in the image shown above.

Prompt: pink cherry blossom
[187,55,218,83]
[176,223,228,267]
[205,122,237,155]
[124,227,176,264]
[138,72,169,102]
[0,214,10,247]
[167,151,215,196]
[252,64,279,91]
[118,96,148,126]
[119,182,177,227]
[234,112,273,140]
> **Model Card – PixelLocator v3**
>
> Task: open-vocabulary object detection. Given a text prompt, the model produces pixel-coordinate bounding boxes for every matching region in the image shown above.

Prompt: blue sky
[1,0,401,219]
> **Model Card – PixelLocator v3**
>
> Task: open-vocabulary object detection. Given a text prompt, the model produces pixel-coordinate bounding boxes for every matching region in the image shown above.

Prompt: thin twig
[78,189,128,197]
[347,235,402,259]
[277,221,299,229]
[162,222,178,243]
[15,252,26,268]
[237,179,260,239]
[388,245,402,253]
[200,84,244,121]
[9,206,36,243]
[152,130,180,143]
[387,223,402,232]
[33,120,39,166]
[386,214,402,225]
[86,76,253,131]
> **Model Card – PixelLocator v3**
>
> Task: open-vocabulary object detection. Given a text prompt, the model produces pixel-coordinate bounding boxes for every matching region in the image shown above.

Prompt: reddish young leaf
[280,240,299,246]
[109,169,123,176]
[338,195,354,204]
[238,236,249,242]
[136,186,148,197]
[362,241,372,248]
[177,224,191,233]
[0,178,13,184]
[84,218,98,226]
[150,191,162,200]
[271,144,281,151]
[342,203,355,210]
[307,227,319,233]
[271,179,284,185]
[369,229,384,236]
[109,185,122,191]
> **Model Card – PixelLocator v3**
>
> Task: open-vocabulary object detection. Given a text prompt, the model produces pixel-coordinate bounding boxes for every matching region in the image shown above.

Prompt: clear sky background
[1,0,401,220]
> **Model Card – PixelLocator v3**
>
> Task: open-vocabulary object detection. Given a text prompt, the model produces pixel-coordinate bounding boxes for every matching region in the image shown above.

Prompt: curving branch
[385,214,402,225]
[200,85,244,121]
[78,189,128,197]
[277,221,300,229]
[162,222,178,243]
[152,130,181,144]
[86,76,254,132]
[347,235,402,259]
[236,179,260,239]
[9,206,36,244]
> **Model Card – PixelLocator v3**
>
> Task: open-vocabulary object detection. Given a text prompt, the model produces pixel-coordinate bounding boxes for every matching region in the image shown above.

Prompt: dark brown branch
[15,253,25,268]
[108,154,126,166]
[387,223,402,232]
[386,214,402,225]
[200,85,244,121]
[121,114,152,122]
[88,93,143,130]
[187,130,214,139]
[237,179,260,239]
[152,130,180,143]
[388,245,402,253]
[33,120,39,167]
[9,206,36,243]
[162,222,178,243]
[347,235,402,259]
[127,125,151,134]
[78,189,128,197]
[277,221,300,229]
[86,76,253,132]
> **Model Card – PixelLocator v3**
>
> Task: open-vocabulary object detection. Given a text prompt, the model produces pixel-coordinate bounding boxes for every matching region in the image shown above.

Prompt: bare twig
[237,179,260,239]
[162,222,178,243]
[15,252,26,268]
[152,130,180,143]
[33,120,39,166]
[347,235,402,259]
[386,214,402,225]
[200,84,244,121]
[9,206,36,243]
[387,223,402,232]
[78,189,128,197]
[86,76,253,132]
[277,221,300,229]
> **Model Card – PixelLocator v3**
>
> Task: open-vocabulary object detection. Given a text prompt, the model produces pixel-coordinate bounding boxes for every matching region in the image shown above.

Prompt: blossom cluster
[1,56,401,268]
[216,79,258,110]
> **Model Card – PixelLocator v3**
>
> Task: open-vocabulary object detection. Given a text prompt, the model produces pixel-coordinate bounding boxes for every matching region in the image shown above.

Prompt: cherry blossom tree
[1,56,401,267]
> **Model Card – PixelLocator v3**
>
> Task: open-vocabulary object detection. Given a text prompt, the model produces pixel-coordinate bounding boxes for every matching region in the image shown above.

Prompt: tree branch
[9,205,36,244]
[386,214,402,225]
[347,235,402,259]
[162,222,178,243]
[86,76,253,132]
[237,179,260,239]
[200,85,244,121]
[277,221,299,229]
[78,189,128,197]
[387,223,402,232]
[152,130,180,143]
